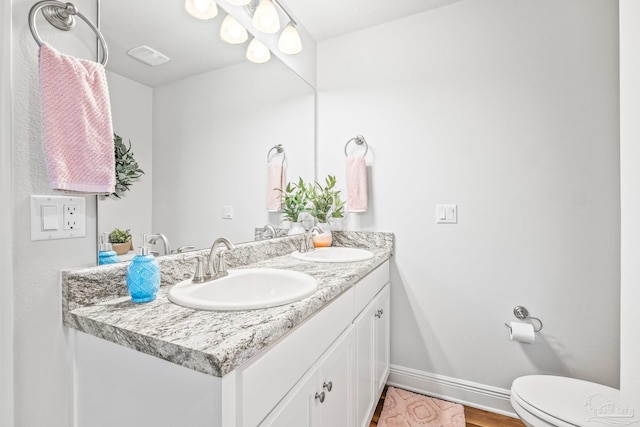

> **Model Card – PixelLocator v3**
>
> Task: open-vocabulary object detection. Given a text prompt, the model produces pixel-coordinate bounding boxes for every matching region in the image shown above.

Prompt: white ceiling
[283,0,464,42]
[101,0,463,87]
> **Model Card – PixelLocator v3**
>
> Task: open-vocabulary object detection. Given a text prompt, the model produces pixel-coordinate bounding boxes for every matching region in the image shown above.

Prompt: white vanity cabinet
[71,260,390,427]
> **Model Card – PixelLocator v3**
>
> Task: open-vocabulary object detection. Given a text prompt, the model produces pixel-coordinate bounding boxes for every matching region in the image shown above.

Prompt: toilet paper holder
[504,306,543,332]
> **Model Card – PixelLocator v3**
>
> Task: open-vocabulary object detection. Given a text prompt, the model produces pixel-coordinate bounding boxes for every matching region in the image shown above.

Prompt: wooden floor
[369,386,525,427]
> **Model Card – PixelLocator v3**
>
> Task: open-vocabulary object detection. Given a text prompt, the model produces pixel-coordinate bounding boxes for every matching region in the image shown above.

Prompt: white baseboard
[387,365,518,418]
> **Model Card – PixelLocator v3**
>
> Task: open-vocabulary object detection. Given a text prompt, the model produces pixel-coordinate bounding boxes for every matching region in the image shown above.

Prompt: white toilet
[510,375,635,427]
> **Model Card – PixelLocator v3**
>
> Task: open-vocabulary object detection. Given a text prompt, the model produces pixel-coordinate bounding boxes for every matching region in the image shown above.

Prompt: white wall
[620,0,640,402]
[317,0,620,411]
[99,71,153,251]
[10,0,99,425]
[153,59,315,249]
[1,0,14,425]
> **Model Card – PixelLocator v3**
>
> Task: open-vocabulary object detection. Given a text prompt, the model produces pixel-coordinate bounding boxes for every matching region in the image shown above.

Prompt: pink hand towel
[39,43,115,194]
[267,162,285,211]
[346,156,368,212]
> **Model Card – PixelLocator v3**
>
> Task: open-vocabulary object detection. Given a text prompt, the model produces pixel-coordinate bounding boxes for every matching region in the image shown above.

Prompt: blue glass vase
[126,247,160,303]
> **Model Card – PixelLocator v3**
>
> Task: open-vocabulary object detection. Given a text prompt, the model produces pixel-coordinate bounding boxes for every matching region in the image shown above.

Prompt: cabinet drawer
[354,261,389,316]
[238,287,355,427]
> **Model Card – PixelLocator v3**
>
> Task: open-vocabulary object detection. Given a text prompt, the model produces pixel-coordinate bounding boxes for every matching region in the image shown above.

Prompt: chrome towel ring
[344,135,368,157]
[267,144,286,164]
[28,0,109,66]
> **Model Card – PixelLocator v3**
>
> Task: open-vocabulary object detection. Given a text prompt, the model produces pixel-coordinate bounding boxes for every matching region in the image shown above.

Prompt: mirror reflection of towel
[346,156,368,212]
[39,42,115,194]
[267,162,285,212]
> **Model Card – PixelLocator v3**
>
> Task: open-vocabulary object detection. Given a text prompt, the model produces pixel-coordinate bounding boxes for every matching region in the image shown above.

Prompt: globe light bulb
[220,14,248,44]
[184,0,218,20]
[278,23,302,54]
[246,37,271,63]
[252,0,280,34]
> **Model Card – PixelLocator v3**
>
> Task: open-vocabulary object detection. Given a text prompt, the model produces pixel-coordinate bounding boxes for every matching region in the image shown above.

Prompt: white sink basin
[291,247,374,263]
[168,268,318,311]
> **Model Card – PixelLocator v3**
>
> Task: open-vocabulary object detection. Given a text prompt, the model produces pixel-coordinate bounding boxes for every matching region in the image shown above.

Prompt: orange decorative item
[312,223,332,247]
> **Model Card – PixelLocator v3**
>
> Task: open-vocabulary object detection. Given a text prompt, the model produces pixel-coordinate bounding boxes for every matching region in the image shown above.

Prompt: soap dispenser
[98,232,119,265]
[126,244,160,303]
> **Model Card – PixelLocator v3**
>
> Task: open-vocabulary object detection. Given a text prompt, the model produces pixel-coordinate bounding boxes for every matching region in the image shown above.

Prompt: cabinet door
[316,326,356,427]
[355,301,376,427]
[265,377,315,427]
[374,285,391,396]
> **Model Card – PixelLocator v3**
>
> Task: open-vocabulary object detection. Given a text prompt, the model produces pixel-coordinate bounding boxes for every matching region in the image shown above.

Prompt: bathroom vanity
[62,231,393,427]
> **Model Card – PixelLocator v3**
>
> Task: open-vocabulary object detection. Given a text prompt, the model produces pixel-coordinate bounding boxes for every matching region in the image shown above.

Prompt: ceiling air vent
[127,45,170,66]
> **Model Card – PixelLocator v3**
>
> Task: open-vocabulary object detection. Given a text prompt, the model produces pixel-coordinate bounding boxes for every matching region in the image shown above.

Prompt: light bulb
[278,23,302,55]
[246,38,271,63]
[224,0,251,4]
[252,0,280,34]
[220,15,248,44]
[184,0,218,20]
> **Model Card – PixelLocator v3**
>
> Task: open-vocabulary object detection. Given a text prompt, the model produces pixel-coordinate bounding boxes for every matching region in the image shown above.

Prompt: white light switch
[30,195,86,241]
[42,205,58,230]
[436,204,458,224]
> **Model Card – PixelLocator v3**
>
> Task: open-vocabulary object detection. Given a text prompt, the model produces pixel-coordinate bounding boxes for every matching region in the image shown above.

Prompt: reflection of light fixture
[184,0,218,20]
[224,0,251,5]
[220,14,248,44]
[278,22,302,54]
[252,0,280,34]
[246,37,271,63]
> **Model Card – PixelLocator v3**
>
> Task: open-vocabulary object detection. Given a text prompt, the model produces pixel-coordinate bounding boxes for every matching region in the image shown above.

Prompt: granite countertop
[62,231,394,377]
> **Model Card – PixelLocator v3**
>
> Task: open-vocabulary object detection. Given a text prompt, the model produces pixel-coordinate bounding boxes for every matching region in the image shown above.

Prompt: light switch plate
[436,204,458,224]
[30,195,86,241]
[222,205,233,219]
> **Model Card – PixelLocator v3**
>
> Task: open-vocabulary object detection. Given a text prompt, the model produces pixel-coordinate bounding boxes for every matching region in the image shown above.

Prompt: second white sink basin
[168,268,318,311]
[291,247,374,263]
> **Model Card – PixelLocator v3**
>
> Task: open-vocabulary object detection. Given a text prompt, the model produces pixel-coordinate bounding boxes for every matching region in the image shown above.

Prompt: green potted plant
[111,133,144,199]
[307,175,345,246]
[109,227,132,255]
[279,177,312,235]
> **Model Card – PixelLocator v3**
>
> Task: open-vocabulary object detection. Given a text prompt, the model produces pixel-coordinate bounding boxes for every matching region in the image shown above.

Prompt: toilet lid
[511,376,636,427]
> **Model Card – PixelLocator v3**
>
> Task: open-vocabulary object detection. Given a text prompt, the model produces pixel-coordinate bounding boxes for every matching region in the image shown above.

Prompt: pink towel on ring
[39,42,115,194]
[267,162,285,211]
[346,156,368,212]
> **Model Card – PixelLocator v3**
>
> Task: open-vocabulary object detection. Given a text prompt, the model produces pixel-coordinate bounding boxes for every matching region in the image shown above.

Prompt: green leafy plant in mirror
[278,177,312,223]
[111,133,144,199]
[108,228,131,244]
[308,175,345,223]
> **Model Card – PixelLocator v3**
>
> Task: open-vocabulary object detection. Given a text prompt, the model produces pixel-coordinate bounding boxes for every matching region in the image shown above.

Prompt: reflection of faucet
[144,233,171,256]
[300,226,322,253]
[206,237,235,280]
[172,245,196,254]
[261,224,277,240]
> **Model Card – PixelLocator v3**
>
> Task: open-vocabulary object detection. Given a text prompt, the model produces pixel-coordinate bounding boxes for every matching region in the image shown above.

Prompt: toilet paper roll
[508,321,535,344]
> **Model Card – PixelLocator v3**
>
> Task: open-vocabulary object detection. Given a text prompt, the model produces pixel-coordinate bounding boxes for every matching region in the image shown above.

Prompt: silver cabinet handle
[375,309,384,318]
[315,391,325,403]
[323,381,333,392]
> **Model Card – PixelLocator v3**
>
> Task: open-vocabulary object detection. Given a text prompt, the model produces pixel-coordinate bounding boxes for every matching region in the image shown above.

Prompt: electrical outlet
[63,204,79,230]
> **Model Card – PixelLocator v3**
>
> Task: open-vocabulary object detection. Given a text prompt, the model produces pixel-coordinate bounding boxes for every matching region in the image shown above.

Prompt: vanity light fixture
[220,14,248,44]
[246,37,271,63]
[278,22,302,54]
[184,0,218,20]
[252,0,280,34]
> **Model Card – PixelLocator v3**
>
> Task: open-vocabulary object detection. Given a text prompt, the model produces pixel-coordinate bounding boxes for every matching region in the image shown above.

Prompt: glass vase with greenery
[308,175,345,223]
[111,133,144,199]
[279,177,312,223]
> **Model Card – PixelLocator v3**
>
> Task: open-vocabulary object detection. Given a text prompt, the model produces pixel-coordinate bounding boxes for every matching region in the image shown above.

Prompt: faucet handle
[192,256,207,283]
[213,250,229,278]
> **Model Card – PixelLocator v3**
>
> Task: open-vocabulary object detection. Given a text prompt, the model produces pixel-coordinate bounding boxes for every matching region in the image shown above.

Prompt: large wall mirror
[97,0,315,259]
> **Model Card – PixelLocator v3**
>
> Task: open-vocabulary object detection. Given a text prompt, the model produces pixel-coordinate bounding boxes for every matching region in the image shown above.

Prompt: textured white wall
[1,0,14,425]
[11,0,99,425]
[99,71,153,252]
[316,0,620,402]
[153,59,315,249]
[620,0,640,402]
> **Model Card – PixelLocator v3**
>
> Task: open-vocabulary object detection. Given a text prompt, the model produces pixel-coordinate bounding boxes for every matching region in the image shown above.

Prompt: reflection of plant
[278,177,311,222]
[109,228,131,244]
[111,133,144,198]
[308,175,345,223]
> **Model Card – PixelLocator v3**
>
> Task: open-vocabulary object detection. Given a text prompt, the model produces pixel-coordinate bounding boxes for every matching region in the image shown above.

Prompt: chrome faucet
[261,224,277,240]
[144,233,171,256]
[207,237,235,280]
[300,226,322,253]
